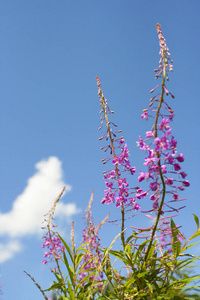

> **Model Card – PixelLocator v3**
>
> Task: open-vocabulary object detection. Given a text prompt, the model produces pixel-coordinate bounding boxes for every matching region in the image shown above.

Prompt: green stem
[101,95,125,249]
[143,52,166,265]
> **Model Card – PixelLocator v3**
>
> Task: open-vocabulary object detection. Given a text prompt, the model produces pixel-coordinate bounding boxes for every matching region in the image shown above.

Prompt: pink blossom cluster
[102,140,142,209]
[97,76,144,210]
[41,188,66,270]
[154,23,173,80]
[137,24,190,216]
[42,233,64,265]
[137,131,189,211]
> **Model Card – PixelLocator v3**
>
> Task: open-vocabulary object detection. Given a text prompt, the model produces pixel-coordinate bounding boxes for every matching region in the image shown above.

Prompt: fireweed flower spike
[79,191,104,290]
[137,24,189,257]
[96,76,146,247]
[41,187,65,278]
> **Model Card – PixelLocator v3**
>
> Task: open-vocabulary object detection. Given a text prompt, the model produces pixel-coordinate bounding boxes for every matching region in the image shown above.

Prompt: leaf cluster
[39,215,200,300]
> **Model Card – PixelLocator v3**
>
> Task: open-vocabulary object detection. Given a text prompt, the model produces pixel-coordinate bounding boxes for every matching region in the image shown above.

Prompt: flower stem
[143,51,167,265]
[102,98,125,248]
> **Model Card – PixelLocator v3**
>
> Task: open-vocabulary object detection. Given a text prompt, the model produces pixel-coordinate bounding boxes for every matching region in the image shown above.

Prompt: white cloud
[55,202,81,217]
[0,240,21,264]
[0,157,81,262]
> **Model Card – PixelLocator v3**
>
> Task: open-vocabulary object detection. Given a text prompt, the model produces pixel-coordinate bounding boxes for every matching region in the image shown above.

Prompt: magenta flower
[174,163,181,171]
[183,180,190,187]
[159,118,170,131]
[149,182,158,191]
[138,171,146,182]
[41,187,66,268]
[42,233,65,264]
[136,24,189,251]
[166,178,173,186]
[42,259,47,264]
[141,111,148,119]
[97,76,141,211]
[173,193,179,200]
[180,171,187,179]
[176,153,184,162]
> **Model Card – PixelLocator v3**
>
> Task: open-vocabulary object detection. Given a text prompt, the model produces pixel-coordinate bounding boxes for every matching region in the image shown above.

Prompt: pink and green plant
[26,23,200,300]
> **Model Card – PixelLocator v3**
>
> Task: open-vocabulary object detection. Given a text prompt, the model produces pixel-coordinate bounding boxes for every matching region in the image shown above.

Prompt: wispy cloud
[0,156,81,263]
[0,241,21,264]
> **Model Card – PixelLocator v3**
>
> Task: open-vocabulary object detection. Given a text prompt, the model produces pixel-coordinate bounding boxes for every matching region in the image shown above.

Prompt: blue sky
[0,1,200,299]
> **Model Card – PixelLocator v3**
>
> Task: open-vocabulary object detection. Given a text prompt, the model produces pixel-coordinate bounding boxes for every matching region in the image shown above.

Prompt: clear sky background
[0,1,200,299]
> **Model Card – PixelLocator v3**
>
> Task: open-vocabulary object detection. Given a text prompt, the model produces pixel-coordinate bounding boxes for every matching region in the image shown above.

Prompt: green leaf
[79,272,96,285]
[172,238,181,257]
[53,272,63,283]
[63,251,74,285]
[44,282,64,291]
[58,234,73,262]
[78,259,94,274]
[137,271,148,278]
[191,230,200,240]
[176,255,200,272]
[170,218,184,240]
[109,250,126,263]
[181,240,200,252]
[134,240,149,263]
[67,279,75,300]
[105,260,112,277]
[171,219,178,238]
[145,279,153,294]
[146,240,156,262]
[171,218,181,257]
[75,242,88,253]
[126,236,134,244]
[124,277,136,288]
[193,214,199,229]
[79,266,96,274]
[126,232,138,244]
[125,244,132,260]
[75,252,83,270]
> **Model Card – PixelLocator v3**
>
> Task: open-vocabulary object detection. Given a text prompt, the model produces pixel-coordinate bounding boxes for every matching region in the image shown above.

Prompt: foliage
[26,24,200,300]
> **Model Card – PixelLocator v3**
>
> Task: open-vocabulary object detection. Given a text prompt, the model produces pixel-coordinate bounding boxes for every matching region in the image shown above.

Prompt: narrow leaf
[63,251,74,285]
[193,214,199,229]
[181,240,200,252]
[109,250,125,261]
[75,253,83,270]
[190,230,200,240]
[171,218,178,239]
[58,234,73,262]
[44,282,64,291]
[67,279,75,300]
[172,238,181,257]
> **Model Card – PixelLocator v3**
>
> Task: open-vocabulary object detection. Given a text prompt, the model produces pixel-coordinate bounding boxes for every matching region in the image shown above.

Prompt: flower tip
[183,180,190,187]
[96,76,101,85]
[42,260,47,264]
